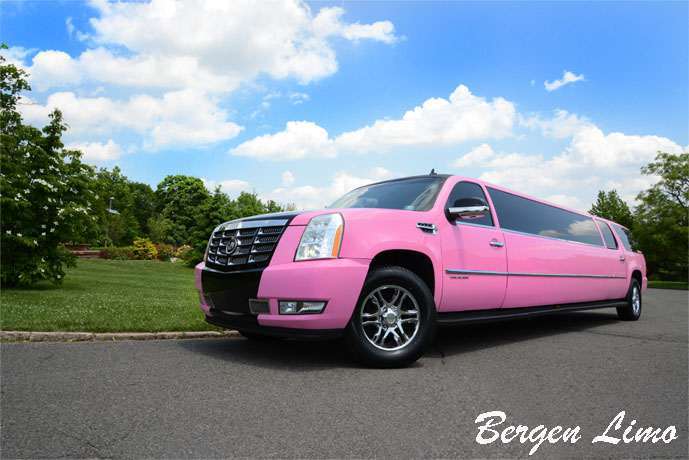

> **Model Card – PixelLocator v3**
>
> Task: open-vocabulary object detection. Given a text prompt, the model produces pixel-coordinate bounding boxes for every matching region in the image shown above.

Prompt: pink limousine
[195,173,647,367]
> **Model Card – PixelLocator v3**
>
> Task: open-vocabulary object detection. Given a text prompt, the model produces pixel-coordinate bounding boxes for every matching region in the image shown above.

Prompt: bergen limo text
[195,173,646,367]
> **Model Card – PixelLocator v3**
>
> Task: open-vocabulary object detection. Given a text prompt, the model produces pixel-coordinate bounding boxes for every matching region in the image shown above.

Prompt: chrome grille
[206,222,287,271]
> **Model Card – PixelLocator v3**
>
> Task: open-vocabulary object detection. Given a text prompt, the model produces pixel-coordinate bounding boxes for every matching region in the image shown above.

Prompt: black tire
[345,266,436,368]
[617,278,642,321]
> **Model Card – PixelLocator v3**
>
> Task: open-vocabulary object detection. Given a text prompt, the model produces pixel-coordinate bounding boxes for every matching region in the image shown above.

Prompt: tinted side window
[612,224,633,251]
[446,181,493,226]
[487,187,604,246]
[597,221,618,249]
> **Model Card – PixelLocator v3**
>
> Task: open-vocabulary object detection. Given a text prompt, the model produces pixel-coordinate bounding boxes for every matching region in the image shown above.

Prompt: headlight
[295,213,344,261]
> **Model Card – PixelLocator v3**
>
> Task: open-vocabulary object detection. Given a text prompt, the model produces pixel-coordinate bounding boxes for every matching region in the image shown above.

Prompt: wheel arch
[367,249,438,303]
[631,269,642,286]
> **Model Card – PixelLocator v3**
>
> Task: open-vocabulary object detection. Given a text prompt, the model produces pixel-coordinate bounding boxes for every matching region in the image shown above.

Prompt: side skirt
[437,299,627,325]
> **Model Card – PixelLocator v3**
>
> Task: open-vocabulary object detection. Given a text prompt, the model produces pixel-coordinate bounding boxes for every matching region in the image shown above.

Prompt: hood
[238,210,302,222]
[218,207,429,229]
[289,207,429,226]
[214,210,302,231]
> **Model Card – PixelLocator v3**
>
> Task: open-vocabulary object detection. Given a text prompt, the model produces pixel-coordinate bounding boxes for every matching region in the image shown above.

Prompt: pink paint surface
[194,262,211,313]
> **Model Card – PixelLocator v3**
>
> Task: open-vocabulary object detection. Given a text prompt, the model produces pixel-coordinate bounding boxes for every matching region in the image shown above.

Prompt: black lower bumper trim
[205,312,342,340]
[201,267,262,314]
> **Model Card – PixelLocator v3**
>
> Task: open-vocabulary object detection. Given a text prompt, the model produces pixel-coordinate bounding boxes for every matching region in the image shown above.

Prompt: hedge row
[101,238,193,262]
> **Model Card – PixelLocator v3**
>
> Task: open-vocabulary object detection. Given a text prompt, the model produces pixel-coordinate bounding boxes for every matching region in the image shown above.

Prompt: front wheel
[346,266,436,368]
[617,278,642,321]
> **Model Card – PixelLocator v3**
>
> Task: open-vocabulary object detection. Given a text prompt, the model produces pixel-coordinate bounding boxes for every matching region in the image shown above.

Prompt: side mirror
[447,197,490,221]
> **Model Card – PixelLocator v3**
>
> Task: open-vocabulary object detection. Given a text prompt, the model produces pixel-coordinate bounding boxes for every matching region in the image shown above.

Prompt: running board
[436,299,627,325]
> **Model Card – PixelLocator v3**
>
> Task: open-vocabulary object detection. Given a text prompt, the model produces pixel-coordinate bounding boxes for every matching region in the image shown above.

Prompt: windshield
[329,177,446,211]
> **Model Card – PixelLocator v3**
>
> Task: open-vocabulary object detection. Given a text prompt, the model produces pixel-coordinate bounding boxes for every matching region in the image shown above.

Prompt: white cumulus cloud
[281,171,296,186]
[314,6,398,44]
[202,178,251,197]
[544,70,585,92]
[464,112,684,210]
[521,110,590,139]
[452,143,496,167]
[232,121,336,160]
[66,139,122,163]
[232,84,516,160]
[20,89,242,149]
[12,0,397,154]
[25,0,397,93]
[261,167,393,209]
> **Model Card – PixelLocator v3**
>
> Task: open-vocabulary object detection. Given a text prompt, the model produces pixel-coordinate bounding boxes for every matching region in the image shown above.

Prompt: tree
[129,181,156,236]
[640,152,688,211]
[1,51,98,286]
[633,152,688,281]
[234,191,272,217]
[186,187,236,263]
[89,167,157,246]
[147,215,174,244]
[92,167,141,245]
[589,190,634,229]
[155,175,210,245]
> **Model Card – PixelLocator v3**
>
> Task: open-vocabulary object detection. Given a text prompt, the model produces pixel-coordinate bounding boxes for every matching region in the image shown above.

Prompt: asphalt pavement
[2,289,687,458]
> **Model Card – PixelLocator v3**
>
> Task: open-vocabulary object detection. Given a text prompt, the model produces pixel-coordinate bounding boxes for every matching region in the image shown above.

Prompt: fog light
[279,301,298,314]
[279,300,326,315]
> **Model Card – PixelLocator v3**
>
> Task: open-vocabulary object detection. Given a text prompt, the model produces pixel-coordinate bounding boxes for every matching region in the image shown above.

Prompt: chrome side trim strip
[447,269,507,276]
[445,268,625,279]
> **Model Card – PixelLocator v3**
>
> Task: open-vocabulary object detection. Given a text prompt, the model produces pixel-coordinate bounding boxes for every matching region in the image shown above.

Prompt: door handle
[619,255,626,261]
[489,239,504,248]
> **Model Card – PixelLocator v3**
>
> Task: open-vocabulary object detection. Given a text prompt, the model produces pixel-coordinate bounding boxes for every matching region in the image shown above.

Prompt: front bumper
[195,257,370,335]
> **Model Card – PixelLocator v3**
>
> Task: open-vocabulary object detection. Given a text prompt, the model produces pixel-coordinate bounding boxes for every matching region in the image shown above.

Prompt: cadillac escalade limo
[195,173,647,367]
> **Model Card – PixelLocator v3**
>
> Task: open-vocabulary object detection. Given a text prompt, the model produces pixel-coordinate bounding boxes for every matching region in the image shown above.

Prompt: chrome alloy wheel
[632,285,641,315]
[359,285,420,351]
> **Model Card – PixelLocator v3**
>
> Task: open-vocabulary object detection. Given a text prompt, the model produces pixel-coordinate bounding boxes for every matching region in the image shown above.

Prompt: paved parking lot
[2,289,687,458]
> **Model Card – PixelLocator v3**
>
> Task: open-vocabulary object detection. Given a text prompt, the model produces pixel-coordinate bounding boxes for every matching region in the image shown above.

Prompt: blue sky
[2,0,687,210]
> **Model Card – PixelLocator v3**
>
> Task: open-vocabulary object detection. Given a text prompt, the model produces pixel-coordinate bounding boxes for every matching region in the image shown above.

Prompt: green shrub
[101,246,134,260]
[1,54,98,286]
[155,243,175,261]
[174,244,193,259]
[183,248,204,267]
[132,237,158,260]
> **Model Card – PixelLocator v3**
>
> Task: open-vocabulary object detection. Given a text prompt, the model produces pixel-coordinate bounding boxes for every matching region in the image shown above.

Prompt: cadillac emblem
[225,236,239,254]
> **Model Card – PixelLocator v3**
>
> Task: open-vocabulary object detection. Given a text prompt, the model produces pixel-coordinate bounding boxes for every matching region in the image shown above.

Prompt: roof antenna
[429,168,437,176]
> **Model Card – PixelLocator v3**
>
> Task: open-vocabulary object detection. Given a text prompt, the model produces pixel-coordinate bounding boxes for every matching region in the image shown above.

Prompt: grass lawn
[648,280,688,290]
[1,259,216,332]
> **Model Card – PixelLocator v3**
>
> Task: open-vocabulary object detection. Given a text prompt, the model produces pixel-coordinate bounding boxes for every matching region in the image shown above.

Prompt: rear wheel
[346,266,436,368]
[617,278,642,321]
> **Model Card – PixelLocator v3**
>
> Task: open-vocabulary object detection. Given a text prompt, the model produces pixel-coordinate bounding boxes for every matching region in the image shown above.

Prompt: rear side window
[597,221,618,249]
[487,187,604,246]
[612,224,633,251]
[445,181,493,226]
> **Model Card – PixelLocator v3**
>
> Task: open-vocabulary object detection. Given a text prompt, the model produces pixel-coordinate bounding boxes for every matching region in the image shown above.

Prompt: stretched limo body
[196,174,646,367]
